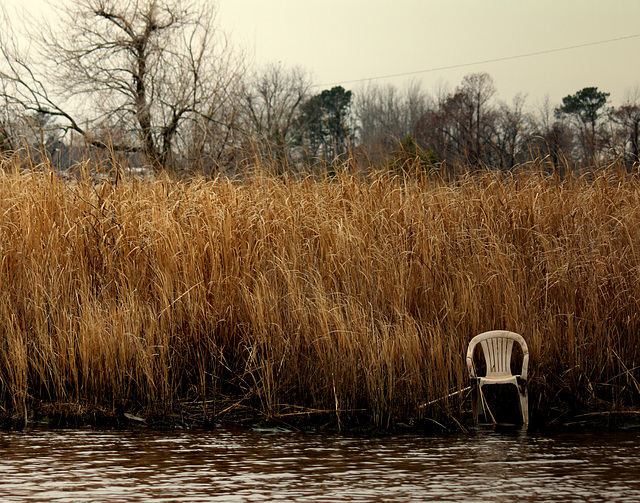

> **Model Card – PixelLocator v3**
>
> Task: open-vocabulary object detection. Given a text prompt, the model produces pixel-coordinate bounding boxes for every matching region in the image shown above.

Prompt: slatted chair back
[466,330,529,380]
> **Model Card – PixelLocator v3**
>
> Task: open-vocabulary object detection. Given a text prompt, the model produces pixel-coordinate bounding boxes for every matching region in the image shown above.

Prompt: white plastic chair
[466,330,529,425]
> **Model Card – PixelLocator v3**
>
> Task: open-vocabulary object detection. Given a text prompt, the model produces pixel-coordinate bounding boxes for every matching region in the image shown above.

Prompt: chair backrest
[466,330,529,379]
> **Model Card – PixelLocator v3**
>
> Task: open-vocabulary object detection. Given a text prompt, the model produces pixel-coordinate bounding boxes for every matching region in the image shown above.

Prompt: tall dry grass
[0,155,639,428]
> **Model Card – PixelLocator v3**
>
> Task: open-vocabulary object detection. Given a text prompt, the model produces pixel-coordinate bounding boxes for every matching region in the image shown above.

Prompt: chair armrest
[520,352,529,380]
[466,355,476,379]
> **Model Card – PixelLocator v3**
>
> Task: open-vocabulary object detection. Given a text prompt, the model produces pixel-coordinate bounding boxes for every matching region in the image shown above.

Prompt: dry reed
[0,156,639,429]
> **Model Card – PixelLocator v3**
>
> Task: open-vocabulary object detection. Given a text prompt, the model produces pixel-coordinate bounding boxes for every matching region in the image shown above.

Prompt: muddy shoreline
[4,398,640,435]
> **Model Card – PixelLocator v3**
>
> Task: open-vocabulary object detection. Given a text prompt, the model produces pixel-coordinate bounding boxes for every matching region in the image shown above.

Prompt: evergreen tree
[555,87,610,161]
[296,86,353,161]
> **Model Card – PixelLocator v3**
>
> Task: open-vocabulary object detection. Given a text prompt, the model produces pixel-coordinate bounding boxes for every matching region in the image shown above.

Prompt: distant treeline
[0,1,638,175]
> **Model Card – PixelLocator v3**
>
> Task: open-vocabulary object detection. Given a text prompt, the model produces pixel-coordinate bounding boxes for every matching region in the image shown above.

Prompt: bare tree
[240,62,312,166]
[356,83,405,157]
[493,93,530,170]
[416,73,497,171]
[459,72,497,165]
[611,88,640,169]
[1,0,243,171]
[0,79,18,154]
[355,80,430,162]
[526,96,575,173]
[405,80,429,139]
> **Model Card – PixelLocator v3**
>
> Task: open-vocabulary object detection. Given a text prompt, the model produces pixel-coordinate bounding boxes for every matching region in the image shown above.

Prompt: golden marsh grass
[0,157,639,429]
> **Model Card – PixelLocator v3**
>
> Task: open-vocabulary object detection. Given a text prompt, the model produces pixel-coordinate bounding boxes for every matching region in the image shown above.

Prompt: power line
[312,34,640,88]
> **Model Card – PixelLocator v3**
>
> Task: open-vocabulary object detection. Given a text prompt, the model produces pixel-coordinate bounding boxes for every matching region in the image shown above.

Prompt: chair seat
[478,375,520,386]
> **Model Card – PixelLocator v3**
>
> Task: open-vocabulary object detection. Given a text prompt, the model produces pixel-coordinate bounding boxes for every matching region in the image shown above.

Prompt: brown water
[0,426,639,502]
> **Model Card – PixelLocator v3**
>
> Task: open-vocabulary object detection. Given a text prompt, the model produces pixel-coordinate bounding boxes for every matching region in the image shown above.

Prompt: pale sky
[7,0,640,109]
[218,0,640,107]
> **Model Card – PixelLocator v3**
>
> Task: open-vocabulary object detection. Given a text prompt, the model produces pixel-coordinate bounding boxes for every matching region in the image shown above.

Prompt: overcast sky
[7,0,640,109]
[218,0,640,107]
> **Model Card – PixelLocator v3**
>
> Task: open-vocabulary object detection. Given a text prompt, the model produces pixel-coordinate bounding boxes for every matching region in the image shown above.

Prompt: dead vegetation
[0,155,639,430]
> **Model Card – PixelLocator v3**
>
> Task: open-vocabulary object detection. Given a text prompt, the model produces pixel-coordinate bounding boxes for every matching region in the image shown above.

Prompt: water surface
[0,426,639,502]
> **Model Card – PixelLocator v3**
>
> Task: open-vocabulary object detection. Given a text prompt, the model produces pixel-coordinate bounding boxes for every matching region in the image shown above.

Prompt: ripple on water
[0,428,640,502]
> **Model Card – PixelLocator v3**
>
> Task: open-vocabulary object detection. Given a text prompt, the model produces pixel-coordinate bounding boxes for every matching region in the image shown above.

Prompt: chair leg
[477,383,485,422]
[471,382,479,423]
[518,386,529,426]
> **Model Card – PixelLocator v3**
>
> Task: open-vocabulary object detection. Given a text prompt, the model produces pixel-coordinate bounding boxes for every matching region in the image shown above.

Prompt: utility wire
[312,34,640,88]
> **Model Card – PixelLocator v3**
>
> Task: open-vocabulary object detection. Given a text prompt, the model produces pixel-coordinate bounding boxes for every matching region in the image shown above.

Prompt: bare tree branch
[1,0,244,171]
